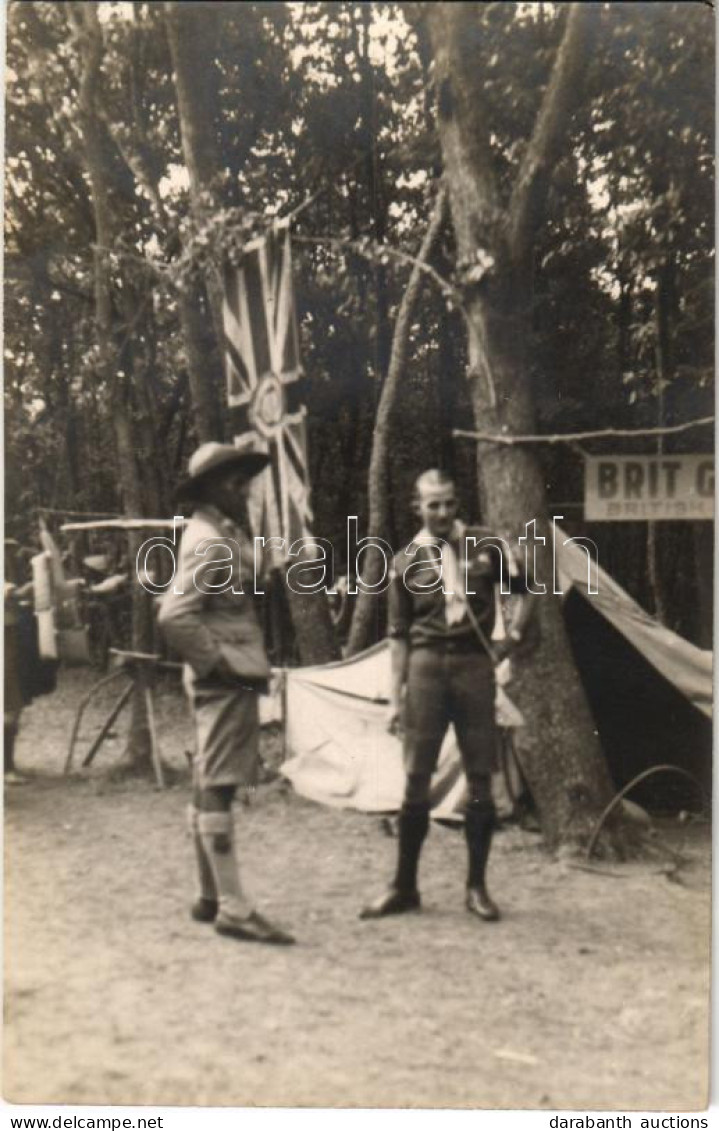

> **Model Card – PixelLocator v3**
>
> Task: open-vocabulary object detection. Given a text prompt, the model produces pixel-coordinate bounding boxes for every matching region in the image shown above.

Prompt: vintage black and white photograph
[3,0,713,1115]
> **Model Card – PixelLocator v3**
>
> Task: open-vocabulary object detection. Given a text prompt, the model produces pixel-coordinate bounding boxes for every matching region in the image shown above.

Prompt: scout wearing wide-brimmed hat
[174,441,272,504]
[159,442,295,946]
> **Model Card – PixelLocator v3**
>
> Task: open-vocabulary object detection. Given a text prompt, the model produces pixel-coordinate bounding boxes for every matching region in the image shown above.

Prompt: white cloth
[412,520,468,626]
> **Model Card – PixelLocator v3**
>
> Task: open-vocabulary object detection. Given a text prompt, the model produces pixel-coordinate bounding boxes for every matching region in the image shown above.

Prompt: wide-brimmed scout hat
[175,441,270,502]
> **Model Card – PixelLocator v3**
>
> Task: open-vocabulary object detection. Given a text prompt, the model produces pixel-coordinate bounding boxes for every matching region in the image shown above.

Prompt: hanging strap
[462,601,498,666]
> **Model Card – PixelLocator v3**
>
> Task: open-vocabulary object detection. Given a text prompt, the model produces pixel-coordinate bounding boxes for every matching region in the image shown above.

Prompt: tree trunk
[176,285,223,443]
[646,521,665,623]
[427,3,626,848]
[69,1,154,773]
[347,186,448,656]
[358,4,391,380]
[616,259,631,386]
[438,304,459,476]
[97,23,223,447]
[646,259,675,623]
[467,296,618,847]
[164,0,228,417]
[165,1,339,664]
[286,588,340,666]
[114,399,155,768]
[692,521,713,649]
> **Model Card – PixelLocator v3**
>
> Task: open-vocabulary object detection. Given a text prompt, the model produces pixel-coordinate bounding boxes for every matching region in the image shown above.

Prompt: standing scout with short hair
[159,442,294,946]
[361,469,535,923]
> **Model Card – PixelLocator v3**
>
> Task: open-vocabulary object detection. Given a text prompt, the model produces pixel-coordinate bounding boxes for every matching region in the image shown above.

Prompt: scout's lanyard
[462,600,498,665]
[414,538,498,665]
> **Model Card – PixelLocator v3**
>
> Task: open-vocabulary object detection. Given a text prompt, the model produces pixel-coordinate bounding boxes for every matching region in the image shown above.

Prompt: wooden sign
[585,454,714,521]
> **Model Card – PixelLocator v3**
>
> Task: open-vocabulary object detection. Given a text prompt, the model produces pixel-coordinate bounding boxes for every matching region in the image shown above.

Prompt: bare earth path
[4,673,710,1109]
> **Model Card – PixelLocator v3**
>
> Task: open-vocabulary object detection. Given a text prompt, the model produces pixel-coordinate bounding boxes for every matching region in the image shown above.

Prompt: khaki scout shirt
[158,505,269,681]
[387,525,525,647]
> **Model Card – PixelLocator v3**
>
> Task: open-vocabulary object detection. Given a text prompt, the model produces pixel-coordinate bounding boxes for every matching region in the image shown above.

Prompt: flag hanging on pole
[222,222,312,559]
[224,222,301,405]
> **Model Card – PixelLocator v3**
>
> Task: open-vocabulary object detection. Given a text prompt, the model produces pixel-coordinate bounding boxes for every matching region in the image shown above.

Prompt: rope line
[453,416,715,446]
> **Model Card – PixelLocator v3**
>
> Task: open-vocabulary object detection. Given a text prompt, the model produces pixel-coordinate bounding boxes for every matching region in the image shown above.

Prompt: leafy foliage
[5,1,713,640]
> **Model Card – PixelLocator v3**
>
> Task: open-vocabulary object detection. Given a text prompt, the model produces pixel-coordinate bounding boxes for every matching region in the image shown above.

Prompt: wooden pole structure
[81,680,134,767]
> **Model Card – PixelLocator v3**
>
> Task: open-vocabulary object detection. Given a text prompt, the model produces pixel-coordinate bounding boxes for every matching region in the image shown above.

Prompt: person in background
[4,539,57,782]
[5,541,25,781]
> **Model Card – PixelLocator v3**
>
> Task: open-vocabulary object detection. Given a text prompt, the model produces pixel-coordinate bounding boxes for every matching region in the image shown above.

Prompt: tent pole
[280,668,288,765]
[270,569,290,764]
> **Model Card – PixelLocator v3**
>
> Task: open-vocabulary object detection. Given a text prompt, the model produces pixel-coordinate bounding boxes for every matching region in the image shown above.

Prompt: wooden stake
[81,680,134,767]
[144,685,166,789]
[65,667,129,773]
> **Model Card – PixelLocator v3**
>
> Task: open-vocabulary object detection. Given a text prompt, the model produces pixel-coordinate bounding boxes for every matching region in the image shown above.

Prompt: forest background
[4,1,714,846]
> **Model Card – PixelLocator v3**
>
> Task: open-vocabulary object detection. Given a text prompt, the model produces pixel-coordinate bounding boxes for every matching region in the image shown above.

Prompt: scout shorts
[403,646,498,778]
[183,666,260,790]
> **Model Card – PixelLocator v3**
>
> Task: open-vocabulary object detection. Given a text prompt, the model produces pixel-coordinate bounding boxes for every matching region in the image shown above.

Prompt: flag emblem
[250,372,285,439]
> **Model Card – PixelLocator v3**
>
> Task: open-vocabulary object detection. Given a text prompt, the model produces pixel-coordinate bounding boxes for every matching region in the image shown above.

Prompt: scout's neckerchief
[412,520,497,663]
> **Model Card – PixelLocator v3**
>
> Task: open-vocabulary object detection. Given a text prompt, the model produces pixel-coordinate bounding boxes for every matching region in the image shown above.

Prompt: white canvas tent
[282,642,514,819]
[278,534,712,817]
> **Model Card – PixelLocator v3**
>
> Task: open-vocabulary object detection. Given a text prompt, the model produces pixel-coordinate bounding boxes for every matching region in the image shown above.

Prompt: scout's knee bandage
[198,810,233,854]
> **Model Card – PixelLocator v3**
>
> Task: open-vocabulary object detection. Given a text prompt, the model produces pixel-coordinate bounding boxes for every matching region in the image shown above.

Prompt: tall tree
[164,0,225,441]
[67,0,158,772]
[425,3,622,848]
[5,2,711,710]
[164,1,340,664]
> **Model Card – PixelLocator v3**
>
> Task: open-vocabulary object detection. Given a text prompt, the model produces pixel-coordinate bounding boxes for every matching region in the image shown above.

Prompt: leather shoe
[466,885,500,922]
[215,909,295,945]
[359,887,421,920]
[190,897,218,923]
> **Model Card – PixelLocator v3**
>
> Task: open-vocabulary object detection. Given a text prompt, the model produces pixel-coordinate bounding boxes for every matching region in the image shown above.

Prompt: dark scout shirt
[387,527,527,647]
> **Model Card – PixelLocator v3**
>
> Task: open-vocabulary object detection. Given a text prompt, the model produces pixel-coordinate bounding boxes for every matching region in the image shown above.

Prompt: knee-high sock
[198,811,252,920]
[5,726,16,775]
[464,799,496,889]
[394,804,430,893]
[187,804,216,902]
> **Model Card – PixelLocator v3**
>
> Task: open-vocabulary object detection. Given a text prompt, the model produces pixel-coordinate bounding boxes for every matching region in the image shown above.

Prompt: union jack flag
[222,223,312,560]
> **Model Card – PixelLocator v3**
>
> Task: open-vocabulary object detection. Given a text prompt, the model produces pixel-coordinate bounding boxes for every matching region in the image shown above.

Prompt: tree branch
[66,1,114,338]
[346,184,448,655]
[508,2,596,265]
[292,232,464,315]
[424,3,502,263]
[163,1,223,213]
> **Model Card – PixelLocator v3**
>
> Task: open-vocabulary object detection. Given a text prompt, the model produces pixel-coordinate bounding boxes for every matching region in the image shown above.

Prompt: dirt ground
[3,670,711,1110]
